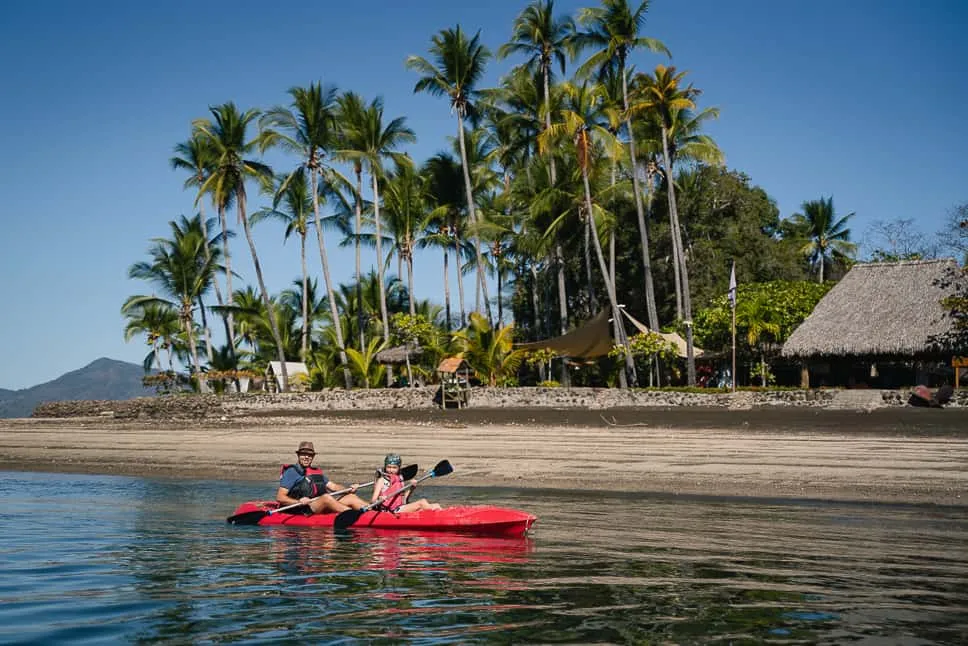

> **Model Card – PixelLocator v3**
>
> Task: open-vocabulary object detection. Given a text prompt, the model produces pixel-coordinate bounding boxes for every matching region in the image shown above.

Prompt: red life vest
[377,473,408,511]
[280,464,328,498]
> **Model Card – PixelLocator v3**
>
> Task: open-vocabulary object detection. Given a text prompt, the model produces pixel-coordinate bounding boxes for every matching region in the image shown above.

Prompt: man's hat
[296,441,315,455]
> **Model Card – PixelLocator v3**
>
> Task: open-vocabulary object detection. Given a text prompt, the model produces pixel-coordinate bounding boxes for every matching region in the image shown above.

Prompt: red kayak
[228,502,536,537]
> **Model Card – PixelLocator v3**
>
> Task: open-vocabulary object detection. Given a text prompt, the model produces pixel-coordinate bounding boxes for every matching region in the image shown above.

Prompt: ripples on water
[0,471,965,644]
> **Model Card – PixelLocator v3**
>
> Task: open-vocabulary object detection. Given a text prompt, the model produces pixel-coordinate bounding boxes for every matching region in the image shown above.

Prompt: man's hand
[299,497,311,505]
[349,483,360,493]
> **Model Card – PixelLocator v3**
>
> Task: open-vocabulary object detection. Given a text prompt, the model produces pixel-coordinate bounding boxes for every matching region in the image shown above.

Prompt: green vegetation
[128,0,946,393]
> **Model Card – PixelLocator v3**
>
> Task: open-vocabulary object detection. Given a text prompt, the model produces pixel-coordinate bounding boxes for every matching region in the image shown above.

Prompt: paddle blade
[333,508,365,531]
[401,463,419,480]
[226,510,268,526]
[431,459,453,478]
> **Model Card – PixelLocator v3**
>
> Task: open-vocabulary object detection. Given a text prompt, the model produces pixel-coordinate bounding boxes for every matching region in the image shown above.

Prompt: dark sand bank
[2,405,966,506]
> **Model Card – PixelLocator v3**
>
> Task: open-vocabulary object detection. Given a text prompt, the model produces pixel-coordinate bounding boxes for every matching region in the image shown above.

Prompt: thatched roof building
[782,259,962,359]
[374,344,422,365]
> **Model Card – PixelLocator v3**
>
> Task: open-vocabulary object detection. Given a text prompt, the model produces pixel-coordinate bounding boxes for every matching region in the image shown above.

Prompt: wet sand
[1,407,966,506]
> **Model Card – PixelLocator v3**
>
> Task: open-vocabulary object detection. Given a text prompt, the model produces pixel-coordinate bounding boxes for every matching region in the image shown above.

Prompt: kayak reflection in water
[372,453,444,513]
[276,441,368,514]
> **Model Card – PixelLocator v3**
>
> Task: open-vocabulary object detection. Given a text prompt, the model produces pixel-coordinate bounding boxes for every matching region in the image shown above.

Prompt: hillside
[0,358,151,418]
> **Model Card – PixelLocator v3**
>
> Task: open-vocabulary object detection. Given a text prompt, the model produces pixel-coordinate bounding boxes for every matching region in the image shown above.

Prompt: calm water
[0,471,966,644]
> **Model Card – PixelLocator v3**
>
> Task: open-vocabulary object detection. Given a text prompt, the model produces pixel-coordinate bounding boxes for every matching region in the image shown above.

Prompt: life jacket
[376,472,408,511]
[281,464,328,499]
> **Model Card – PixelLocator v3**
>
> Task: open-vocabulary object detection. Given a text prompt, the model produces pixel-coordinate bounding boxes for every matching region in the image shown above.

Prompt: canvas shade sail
[515,310,615,359]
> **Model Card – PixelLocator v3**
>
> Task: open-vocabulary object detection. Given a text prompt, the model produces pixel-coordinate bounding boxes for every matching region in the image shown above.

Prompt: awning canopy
[515,310,614,359]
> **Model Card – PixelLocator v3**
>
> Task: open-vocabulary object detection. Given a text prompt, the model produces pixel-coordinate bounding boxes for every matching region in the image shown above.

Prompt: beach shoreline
[2,407,966,506]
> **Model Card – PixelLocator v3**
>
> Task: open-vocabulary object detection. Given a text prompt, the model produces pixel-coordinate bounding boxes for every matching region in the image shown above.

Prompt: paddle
[333,459,454,530]
[227,463,419,525]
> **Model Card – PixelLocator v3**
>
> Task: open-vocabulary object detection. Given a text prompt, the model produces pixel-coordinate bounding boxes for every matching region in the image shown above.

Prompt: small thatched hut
[374,344,423,365]
[782,258,964,387]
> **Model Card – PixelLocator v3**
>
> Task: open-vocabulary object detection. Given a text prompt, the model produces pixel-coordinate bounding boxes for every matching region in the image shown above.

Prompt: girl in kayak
[371,453,443,513]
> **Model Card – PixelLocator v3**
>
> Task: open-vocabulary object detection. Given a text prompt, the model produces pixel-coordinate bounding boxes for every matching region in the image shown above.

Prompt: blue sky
[1,0,965,390]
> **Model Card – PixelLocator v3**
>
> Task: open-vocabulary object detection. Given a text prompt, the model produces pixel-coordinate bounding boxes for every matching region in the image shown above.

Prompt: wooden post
[954,357,968,389]
[800,363,810,389]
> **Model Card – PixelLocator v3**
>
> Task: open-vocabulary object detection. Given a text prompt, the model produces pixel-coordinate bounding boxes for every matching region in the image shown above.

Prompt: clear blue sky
[1,0,965,390]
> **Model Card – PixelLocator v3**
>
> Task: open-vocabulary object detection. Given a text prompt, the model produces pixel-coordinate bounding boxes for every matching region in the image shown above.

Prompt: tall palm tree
[335,91,370,352]
[406,25,493,324]
[335,94,415,384]
[629,65,700,384]
[259,83,353,388]
[193,102,290,390]
[124,215,222,378]
[251,170,314,359]
[170,134,234,353]
[573,0,670,333]
[789,197,857,282]
[499,0,575,343]
[539,80,636,386]
[123,301,181,372]
[382,158,430,316]
[420,152,466,329]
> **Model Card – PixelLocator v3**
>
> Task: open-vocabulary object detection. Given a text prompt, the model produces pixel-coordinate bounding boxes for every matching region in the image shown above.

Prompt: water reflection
[0,472,966,644]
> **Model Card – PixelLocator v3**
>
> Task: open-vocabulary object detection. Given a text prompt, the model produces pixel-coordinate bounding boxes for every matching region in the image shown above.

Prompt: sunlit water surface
[0,471,965,644]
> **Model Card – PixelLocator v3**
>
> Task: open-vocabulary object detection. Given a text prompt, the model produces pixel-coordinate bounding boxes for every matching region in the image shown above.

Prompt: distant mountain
[0,358,151,418]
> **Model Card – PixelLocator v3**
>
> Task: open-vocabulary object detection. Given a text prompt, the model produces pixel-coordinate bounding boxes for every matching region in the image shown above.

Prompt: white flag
[728,261,737,308]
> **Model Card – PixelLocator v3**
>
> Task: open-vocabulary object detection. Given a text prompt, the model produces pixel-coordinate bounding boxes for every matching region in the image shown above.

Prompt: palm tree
[123,301,180,372]
[629,65,700,384]
[251,170,314,359]
[259,83,353,388]
[789,197,857,282]
[335,91,370,352]
[193,102,290,390]
[573,0,670,334]
[170,135,233,355]
[125,215,222,378]
[454,312,527,387]
[382,158,430,316]
[406,25,493,324]
[499,0,575,343]
[420,152,466,329]
[539,80,636,386]
[335,94,416,385]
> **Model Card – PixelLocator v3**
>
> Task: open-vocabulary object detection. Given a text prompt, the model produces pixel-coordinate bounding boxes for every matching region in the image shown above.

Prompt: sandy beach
[2,407,966,506]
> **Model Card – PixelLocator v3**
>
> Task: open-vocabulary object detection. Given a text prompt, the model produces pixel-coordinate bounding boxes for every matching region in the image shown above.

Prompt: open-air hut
[375,344,424,387]
[781,259,964,387]
[265,361,310,392]
[436,356,472,408]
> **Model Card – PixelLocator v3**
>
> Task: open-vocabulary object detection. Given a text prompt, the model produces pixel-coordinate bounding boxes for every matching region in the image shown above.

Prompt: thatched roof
[782,258,963,358]
[375,344,422,364]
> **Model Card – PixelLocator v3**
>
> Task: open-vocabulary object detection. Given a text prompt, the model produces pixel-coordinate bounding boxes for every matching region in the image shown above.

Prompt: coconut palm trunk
[299,229,309,359]
[197,296,214,363]
[580,157,635,387]
[621,70,660,331]
[238,192,289,391]
[455,113,492,325]
[455,233,467,327]
[371,173,393,386]
[181,299,202,380]
[660,126,695,385]
[217,204,237,348]
[442,242,452,330]
[354,165,366,350]
[309,168,353,388]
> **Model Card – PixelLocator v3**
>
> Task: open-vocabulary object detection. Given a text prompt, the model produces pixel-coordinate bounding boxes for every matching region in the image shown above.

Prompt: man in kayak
[276,441,367,514]
[371,453,443,513]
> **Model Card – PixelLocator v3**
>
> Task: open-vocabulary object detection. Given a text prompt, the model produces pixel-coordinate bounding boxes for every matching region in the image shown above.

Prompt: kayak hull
[228,502,536,537]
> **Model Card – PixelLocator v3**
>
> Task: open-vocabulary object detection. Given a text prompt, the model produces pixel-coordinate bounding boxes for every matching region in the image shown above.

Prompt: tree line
[123,0,962,392]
